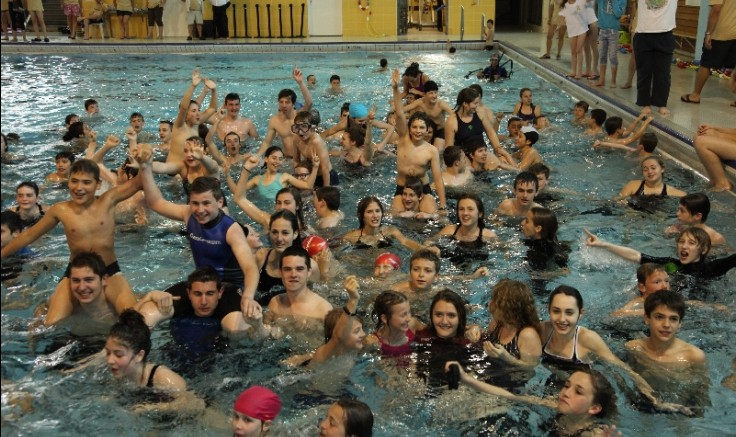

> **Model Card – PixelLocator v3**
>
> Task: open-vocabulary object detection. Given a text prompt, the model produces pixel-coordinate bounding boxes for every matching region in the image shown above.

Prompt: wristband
[343,306,357,316]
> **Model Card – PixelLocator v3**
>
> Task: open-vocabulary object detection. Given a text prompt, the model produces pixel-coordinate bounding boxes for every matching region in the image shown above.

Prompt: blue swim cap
[349,103,369,119]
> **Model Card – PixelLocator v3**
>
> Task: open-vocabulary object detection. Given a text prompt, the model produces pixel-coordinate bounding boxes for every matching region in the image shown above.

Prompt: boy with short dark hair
[665,193,726,246]
[496,171,542,217]
[313,186,344,229]
[45,151,76,183]
[572,101,589,126]
[327,74,344,95]
[84,98,99,116]
[441,145,473,187]
[514,127,543,171]
[593,112,653,148]
[585,108,607,136]
[611,263,670,318]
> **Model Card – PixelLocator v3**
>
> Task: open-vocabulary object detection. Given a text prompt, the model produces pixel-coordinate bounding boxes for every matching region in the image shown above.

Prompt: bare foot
[658,107,671,116]
[610,83,617,88]
[621,83,632,89]
[641,106,652,115]
[709,183,733,193]
[593,81,604,87]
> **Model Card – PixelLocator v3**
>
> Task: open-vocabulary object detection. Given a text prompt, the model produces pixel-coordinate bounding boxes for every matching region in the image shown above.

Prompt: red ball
[302,235,328,256]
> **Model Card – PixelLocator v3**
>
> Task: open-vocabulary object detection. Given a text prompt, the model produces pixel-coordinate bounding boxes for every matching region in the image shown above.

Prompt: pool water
[1,50,735,436]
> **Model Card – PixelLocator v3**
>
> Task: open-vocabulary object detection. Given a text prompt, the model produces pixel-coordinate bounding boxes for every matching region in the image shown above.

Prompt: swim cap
[375,252,401,270]
[349,103,369,119]
[302,235,328,256]
[234,386,282,421]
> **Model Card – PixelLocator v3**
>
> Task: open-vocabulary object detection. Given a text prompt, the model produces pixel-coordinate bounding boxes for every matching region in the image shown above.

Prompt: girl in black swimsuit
[521,206,570,270]
[430,193,496,263]
[343,196,425,251]
[105,309,202,414]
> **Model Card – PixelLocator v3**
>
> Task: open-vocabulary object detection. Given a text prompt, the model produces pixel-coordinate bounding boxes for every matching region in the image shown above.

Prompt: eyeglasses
[291,123,312,135]
[294,172,310,178]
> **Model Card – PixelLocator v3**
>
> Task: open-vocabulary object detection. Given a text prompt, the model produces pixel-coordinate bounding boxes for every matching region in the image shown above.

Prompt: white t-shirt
[560,0,589,37]
[635,0,677,33]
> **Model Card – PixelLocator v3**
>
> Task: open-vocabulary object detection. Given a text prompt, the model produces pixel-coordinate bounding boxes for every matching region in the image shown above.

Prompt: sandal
[540,54,550,59]
[680,94,700,104]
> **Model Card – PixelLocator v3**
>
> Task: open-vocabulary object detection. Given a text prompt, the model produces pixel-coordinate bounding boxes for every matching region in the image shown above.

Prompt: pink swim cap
[302,235,328,256]
[375,252,401,270]
[234,386,282,422]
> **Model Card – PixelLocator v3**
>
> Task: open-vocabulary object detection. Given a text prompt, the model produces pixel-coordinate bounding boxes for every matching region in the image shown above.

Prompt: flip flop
[680,94,700,104]
[731,101,736,107]
[540,54,551,59]
[587,75,600,80]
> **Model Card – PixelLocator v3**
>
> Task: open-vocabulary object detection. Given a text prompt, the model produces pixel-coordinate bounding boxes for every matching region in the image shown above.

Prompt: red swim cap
[234,386,282,422]
[302,235,328,256]
[375,252,401,270]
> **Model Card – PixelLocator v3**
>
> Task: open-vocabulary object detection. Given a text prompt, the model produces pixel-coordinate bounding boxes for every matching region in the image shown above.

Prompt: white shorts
[187,10,202,24]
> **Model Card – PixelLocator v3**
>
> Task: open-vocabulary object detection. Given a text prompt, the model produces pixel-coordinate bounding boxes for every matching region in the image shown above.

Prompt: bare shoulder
[625,338,644,351]
[153,365,187,391]
[681,340,706,364]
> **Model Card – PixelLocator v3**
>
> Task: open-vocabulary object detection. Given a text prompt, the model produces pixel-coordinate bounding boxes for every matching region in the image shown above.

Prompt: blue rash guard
[187,210,244,288]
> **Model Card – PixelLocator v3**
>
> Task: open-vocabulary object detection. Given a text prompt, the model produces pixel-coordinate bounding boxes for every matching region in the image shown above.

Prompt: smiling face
[641,158,664,184]
[318,403,347,437]
[16,186,39,212]
[677,231,706,264]
[187,280,222,317]
[280,254,310,293]
[384,301,411,334]
[70,266,105,305]
[56,158,72,175]
[644,304,682,344]
[344,319,366,351]
[457,198,482,229]
[557,372,600,417]
[548,294,582,336]
[274,192,297,214]
[471,146,488,165]
[265,150,285,172]
[269,217,297,253]
[431,300,460,339]
[409,118,428,143]
[105,336,143,380]
[409,259,437,292]
[185,102,201,126]
[374,263,397,278]
[340,131,356,151]
[425,90,438,104]
[188,190,223,224]
[278,97,294,115]
[225,98,241,118]
[158,122,172,141]
[464,96,481,114]
[68,171,101,205]
[401,187,420,211]
[183,143,198,168]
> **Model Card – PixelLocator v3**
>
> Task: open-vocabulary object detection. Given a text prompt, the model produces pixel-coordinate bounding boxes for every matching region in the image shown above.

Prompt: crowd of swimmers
[1,56,735,436]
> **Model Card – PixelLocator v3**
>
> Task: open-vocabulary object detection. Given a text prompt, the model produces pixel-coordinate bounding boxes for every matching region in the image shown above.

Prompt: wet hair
[189,176,225,201]
[64,113,79,126]
[275,187,306,231]
[403,62,421,78]
[403,176,424,200]
[277,88,297,104]
[678,227,711,258]
[330,74,340,83]
[336,399,374,437]
[644,289,686,320]
[519,87,532,98]
[521,130,539,146]
[264,146,283,158]
[454,87,480,111]
[603,116,623,135]
[307,74,316,82]
[529,207,558,241]
[639,132,658,153]
[1,210,22,234]
[528,162,550,178]
[486,19,494,25]
[408,111,431,131]
[315,186,341,211]
[514,171,538,191]
[507,117,522,128]
[323,309,363,342]
[357,196,384,229]
[574,368,618,419]
[280,245,311,270]
[121,157,139,179]
[443,145,464,167]
[70,251,106,278]
[70,159,100,181]
[224,131,241,145]
[490,279,541,334]
[294,109,321,126]
[449,46,457,53]
[548,284,584,311]
[63,122,86,142]
[468,83,483,98]
[590,109,607,126]
[187,265,222,290]
[679,193,710,222]
[224,92,240,103]
[574,100,589,112]
[84,98,98,110]
[372,290,409,330]
[108,309,152,360]
[129,112,143,121]
[56,150,76,163]
[455,193,486,232]
[344,126,365,147]
[159,119,173,128]
[464,137,487,160]
[423,81,439,93]
[641,156,665,170]
[636,263,667,285]
[380,58,388,68]
[428,289,467,339]
[410,248,440,275]
[16,181,40,196]
[424,118,437,142]
[269,209,302,247]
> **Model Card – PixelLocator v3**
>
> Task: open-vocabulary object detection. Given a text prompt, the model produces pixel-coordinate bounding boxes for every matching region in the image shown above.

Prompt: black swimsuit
[15,204,44,229]
[633,180,668,197]
[255,249,285,306]
[146,364,160,388]
[454,110,485,149]
[354,228,392,249]
[483,324,521,359]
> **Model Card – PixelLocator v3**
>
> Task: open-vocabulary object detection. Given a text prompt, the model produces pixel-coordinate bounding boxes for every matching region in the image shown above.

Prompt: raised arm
[283,153,320,189]
[205,111,228,165]
[175,69,202,128]
[199,78,218,124]
[619,116,652,146]
[293,65,313,111]
[392,69,408,138]
[480,112,515,165]
[190,140,220,177]
[584,229,642,263]
[0,207,60,259]
[363,116,375,164]
[134,144,189,222]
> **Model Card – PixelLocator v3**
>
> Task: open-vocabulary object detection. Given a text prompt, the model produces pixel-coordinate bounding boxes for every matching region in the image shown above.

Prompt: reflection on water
[2,50,735,435]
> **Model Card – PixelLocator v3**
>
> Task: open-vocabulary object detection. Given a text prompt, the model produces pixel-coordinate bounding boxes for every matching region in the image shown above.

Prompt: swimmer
[128,112,156,143]
[168,69,218,164]
[392,249,489,296]
[494,116,523,143]
[313,186,344,229]
[235,146,319,200]
[205,122,249,168]
[445,363,622,437]
[476,51,508,81]
[136,266,274,339]
[572,101,589,126]
[402,80,453,151]
[332,122,375,167]
[147,135,221,194]
[342,196,427,252]
[255,65,313,159]
[11,181,45,230]
[232,386,282,437]
[105,309,205,415]
[512,127,543,171]
[321,102,391,141]
[617,156,686,198]
[401,62,431,98]
[134,144,260,317]
[45,151,76,184]
[265,246,333,322]
[318,399,374,437]
[584,109,607,136]
[211,92,259,143]
[373,252,401,279]
[440,146,473,188]
[512,88,542,126]
[585,227,735,279]
[592,112,653,150]
[229,185,307,232]
[1,160,141,327]
[374,58,388,73]
[390,69,447,213]
[430,193,497,245]
[326,74,345,96]
[521,206,569,270]
[611,263,671,318]
[292,109,335,187]
[664,193,726,246]
[391,176,439,219]
[366,290,424,357]
[496,171,542,217]
[84,98,99,116]
[157,120,173,154]
[306,74,317,88]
